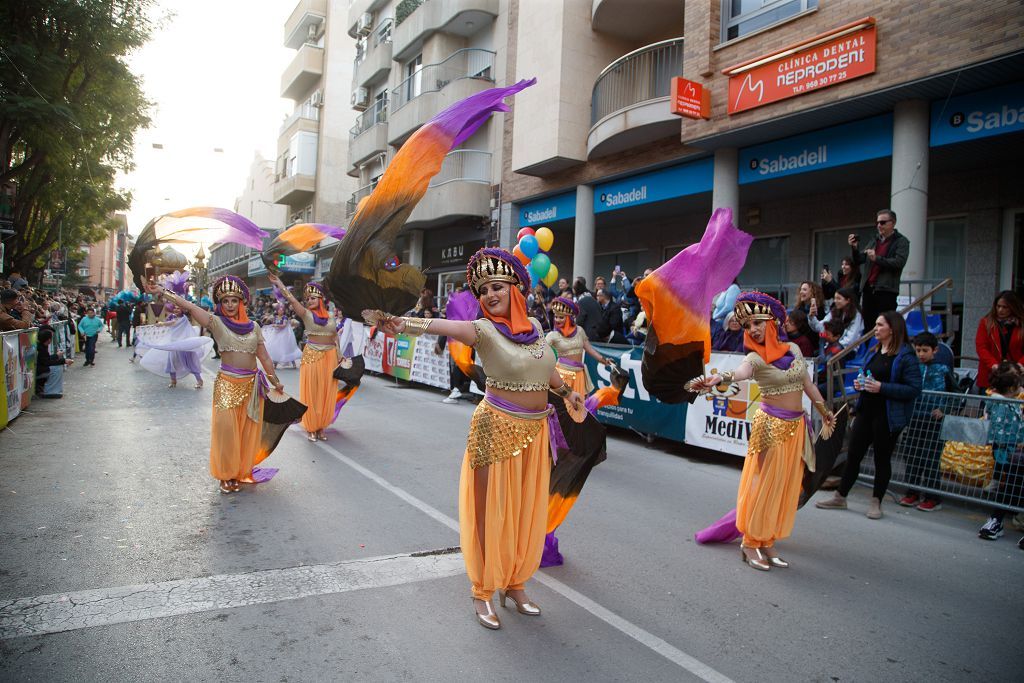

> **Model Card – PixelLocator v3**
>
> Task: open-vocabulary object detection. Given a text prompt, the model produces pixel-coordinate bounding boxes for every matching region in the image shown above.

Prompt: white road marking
[0,552,464,640]
[315,441,735,683]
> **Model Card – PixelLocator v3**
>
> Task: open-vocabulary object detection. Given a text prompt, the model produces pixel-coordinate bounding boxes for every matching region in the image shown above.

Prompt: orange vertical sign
[670,77,710,119]
[725,19,877,115]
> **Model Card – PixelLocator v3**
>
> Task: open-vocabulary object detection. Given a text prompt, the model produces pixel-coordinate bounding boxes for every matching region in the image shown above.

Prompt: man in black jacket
[115,301,132,347]
[596,289,626,344]
[849,208,910,328]
[573,277,604,341]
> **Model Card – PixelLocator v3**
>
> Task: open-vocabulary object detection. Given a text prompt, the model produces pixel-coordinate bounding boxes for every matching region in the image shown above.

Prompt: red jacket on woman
[975,317,1024,388]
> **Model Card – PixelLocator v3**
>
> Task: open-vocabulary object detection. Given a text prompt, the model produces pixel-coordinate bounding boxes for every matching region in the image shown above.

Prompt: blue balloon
[519,234,539,259]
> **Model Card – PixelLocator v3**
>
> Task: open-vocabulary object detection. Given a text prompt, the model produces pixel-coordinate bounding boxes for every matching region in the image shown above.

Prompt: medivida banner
[684,352,812,457]
[584,343,687,442]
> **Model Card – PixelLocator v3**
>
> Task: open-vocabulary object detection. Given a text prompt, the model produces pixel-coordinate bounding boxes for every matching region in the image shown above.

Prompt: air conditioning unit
[310,89,323,107]
[307,22,321,43]
[351,87,369,111]
[356,13,373,36]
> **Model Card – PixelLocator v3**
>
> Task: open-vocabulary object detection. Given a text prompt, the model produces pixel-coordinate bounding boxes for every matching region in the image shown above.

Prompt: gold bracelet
[718,371,735,387]
[402,317,431,336]
[553,383,571,398]
[814,400,831,418]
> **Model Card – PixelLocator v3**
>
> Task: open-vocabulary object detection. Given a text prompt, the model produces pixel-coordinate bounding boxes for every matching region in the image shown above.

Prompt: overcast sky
[117,0,294,237]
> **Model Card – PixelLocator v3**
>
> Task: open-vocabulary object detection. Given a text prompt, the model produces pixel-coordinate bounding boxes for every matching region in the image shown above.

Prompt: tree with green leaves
[0,0,154,277]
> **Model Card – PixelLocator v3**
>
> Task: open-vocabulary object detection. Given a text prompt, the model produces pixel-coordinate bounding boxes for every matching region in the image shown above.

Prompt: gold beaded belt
[466,399,550,469]
[213,374,255,411]
[301,343,333,365]
[747,408,814,471]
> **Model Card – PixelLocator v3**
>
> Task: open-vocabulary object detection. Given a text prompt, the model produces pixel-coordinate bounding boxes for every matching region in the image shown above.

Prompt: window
[594,252,643,285]
[927,217,966,304]
[405,54,422,101]
[813,225,876,285]
[722,0,817,42]
[738,236,789,302]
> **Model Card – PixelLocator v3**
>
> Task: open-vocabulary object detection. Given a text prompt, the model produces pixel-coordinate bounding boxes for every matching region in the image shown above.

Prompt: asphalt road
[1,334,1020,682]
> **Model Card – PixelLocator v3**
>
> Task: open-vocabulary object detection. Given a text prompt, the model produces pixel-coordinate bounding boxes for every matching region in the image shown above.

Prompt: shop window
[738,236,789,303]
[927,217,966,304]
[813,225,876,288]
[722,0,818,42]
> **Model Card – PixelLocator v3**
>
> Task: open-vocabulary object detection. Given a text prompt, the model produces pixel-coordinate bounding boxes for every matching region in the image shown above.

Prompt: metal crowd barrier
[855,389,1024,513]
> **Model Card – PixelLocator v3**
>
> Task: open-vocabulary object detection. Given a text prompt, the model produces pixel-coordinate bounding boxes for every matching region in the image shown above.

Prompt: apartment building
[501,0,1024,356]
[84,213,132,296]
[346,0,508,297]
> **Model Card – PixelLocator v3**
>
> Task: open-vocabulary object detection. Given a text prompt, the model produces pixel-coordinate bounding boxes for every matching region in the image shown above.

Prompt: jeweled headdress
[304,281,327,299]
[466,247,531,297]
[551,296,578,317]
[733,291,787,326]
[211,275,249,302]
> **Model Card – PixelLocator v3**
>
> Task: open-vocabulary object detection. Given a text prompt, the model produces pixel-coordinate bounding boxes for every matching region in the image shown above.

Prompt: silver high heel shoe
[474,599,500,630]
[740,545,771,571]
[762,548,789,568]
[499,590,541,615]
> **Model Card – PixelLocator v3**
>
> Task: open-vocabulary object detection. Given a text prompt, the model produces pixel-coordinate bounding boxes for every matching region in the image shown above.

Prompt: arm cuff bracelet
[814,401,831,418]
[718,371,735,387]
[402,317,431,336]
[553,383,571,398]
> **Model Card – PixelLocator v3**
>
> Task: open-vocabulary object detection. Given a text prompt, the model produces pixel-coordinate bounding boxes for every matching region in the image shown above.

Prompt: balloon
[542,263,559,287]
[512,245,530,265]
[516,227,535,241]
[534,227,554,252]
[530,253,551,278]
[519,234,539,258]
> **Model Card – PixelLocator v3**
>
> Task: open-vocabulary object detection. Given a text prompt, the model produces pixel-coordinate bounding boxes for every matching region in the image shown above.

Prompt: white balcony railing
[280,103,320,135]
[350,96,388,138]
[429,149,490,187]
[391,48,495,111]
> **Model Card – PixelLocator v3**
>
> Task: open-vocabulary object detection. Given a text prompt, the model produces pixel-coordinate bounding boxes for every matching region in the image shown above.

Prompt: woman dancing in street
[136,302,210,389]
[688,292,835,570]
[262,302,302,368]
[547,296,615,396]
[379,248,584,630]
[145,275,288,494]
[269,274,338,442]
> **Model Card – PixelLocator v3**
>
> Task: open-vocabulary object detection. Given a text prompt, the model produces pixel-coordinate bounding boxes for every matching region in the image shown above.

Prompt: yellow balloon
[534,227,554,252]
[542,263,559,287]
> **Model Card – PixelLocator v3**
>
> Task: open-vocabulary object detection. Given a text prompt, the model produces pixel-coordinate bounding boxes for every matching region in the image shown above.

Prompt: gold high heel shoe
[473,599,500,630]
[762,548,789,568]
[499,590,541,616]
[307,432,317,442]
[740,545,771,571]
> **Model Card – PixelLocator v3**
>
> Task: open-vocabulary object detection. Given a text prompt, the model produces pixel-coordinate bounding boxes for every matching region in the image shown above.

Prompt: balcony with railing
[591,0,685,41]
[345,182,377,219]
[274,171,316,206]
[408,149,491,227]
[587,37,684,158]
[279,103,320,140]
[354,18,393,88]
[348,98,389,175]
[392,0,499,61]
[284,0,327,49]
[388,48,495,144]
[280,43,324,100]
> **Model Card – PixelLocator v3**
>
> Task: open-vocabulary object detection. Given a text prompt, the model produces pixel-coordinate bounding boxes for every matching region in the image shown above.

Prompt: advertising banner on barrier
[3,332,22,423]
[362,331,451,390]
[683,352,812,457]
[19,330,37,409]
[584,343,687,442]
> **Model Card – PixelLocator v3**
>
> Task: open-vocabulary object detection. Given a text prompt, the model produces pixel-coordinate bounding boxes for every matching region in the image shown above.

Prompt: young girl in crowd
[977,361,1024,546]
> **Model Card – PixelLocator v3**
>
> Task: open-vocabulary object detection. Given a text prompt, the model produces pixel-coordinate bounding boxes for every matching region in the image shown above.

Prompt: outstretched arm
[268,273,308,318]
[143,283,213,327]
[582,337,614,366]
[380,316,478,346]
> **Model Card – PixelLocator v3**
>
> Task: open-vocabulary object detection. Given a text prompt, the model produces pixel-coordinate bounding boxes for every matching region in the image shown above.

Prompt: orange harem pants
[459,400,551,601]
[300,344,338,432]
[210,373,265,481]
[736,409,809,549]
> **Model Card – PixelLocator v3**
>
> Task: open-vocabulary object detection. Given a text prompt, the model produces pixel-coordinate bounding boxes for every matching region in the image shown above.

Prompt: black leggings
[840,403,903,499]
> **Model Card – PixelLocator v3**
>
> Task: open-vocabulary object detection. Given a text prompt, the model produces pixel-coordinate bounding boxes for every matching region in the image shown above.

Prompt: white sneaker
[447,388,462,400]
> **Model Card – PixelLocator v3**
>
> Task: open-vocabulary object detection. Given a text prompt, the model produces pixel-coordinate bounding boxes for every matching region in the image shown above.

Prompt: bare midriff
[219,350,257,371]
[560,352,584,364]
[489,386,550,412]
[307,333,336,345]
[760,390,804,413]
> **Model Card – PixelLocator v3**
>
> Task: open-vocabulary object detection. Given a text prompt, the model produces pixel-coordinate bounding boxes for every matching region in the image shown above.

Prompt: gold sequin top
[472,318,555,391]
[208,316,264,354]
[745,343,807,396]
[303,310,337,337]
[546,329,585,357]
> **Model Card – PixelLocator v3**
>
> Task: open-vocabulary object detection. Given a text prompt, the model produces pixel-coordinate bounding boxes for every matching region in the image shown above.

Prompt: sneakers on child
[916,499,942,512]
[978,517,1004,540]
[442,388,462,404]
[898,493,920,507]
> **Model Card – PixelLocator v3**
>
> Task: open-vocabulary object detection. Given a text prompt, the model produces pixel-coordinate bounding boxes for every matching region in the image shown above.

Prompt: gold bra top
[209,316,263,354]
[745,343,807,396]
[472,318,555,391]
[546,329,585,357]
[303,309,337,336]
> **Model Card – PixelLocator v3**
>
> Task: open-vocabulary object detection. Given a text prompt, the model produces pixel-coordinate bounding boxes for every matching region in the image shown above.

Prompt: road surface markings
[316,441,736,683]
[0,552,463,640]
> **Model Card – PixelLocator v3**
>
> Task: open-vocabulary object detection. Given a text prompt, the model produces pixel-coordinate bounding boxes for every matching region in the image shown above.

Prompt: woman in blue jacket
[816,311,922,519]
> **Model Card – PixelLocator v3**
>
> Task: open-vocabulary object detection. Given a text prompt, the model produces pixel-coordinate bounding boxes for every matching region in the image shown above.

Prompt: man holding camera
[0,289,33,331]
[849,209,910,328]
